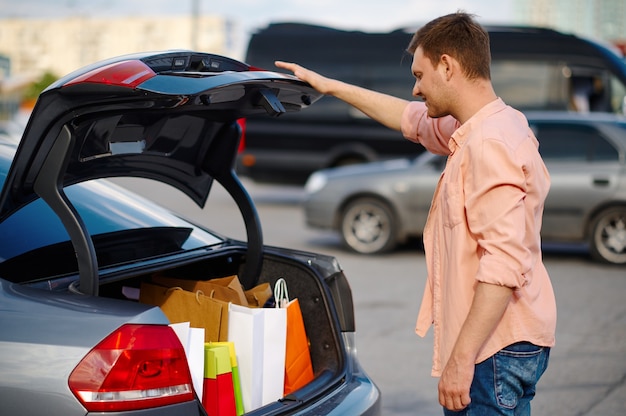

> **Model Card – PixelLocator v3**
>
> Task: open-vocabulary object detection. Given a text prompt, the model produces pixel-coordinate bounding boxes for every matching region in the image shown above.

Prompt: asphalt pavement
[115,177,626,416]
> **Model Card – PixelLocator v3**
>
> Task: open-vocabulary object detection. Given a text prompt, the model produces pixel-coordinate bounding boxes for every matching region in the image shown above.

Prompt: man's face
[411,47,450,118]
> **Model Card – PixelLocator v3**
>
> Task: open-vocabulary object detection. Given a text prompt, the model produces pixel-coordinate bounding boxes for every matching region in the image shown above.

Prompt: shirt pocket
[440,174,464,228]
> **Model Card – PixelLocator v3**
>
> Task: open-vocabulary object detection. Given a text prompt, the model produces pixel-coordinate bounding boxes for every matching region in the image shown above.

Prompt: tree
[23,71,58,102]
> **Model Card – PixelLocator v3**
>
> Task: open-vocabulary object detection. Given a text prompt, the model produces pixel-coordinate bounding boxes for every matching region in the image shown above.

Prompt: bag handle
[166,287,215,304]
[274,278,289,308]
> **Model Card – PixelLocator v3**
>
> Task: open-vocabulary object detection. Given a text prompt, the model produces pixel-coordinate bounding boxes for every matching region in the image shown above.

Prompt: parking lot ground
[116,178,626,416]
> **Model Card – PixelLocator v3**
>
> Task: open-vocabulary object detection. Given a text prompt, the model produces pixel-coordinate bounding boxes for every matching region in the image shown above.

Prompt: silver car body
[0,51,381,415]
[303,112,626,264]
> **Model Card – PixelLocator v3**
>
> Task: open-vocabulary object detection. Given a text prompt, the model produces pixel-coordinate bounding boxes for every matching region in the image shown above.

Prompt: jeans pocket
[493,343,548,409]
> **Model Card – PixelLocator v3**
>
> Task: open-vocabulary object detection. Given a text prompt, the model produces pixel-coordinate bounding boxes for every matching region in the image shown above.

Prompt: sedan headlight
[304,172,328,194]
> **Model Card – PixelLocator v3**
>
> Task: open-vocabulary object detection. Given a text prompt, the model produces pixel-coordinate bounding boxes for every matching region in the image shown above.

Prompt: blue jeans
[443,342,550,416]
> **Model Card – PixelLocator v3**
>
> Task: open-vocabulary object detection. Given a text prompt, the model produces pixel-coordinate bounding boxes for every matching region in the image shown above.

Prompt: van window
[610,74,626,113]
[492,60,626,115]
[492,60,570,111]
[567,66,625,114]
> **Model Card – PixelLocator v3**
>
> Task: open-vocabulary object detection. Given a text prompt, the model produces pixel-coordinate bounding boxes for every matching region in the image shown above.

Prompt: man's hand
[438,282,514,411]
[438,355,474,411]
[274,61,335,95]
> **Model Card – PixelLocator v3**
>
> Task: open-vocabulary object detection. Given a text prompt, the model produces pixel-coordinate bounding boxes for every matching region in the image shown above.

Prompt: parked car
[303,112,626,265]
[0,51,381,415]
[236,22,626,185]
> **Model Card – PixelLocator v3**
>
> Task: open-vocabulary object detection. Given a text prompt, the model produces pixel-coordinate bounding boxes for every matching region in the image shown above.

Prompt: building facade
[0,14,235,79]
[514,0,625,48]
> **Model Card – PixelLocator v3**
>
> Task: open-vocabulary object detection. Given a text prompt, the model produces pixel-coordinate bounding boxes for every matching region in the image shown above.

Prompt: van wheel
[340,198,397,254]
[589,206,626,265]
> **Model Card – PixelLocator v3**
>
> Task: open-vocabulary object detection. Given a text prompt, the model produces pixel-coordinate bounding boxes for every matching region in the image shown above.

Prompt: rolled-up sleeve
[400,101,459,155]
[464,137,532,289]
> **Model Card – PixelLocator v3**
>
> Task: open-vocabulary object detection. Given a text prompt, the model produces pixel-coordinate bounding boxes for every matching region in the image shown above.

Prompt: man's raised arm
[275,61,409,131]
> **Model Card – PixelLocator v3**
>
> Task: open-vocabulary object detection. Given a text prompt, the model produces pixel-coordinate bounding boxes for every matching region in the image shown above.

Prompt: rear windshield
[0,179,222,283]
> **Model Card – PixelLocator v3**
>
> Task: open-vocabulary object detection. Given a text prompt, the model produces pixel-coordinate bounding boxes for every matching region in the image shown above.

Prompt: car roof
[250,23,625,81]
[525,111,626,149]
[485,25,619,55]
[525,111,626,122]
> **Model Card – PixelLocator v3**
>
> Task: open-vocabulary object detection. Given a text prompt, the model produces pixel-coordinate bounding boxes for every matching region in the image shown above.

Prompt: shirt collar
[448,98,507,154]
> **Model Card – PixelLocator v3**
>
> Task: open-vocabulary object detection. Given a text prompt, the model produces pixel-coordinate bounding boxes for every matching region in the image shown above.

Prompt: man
[276,12,556,415]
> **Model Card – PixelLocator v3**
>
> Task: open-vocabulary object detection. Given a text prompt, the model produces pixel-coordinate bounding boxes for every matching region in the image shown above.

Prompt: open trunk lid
[0,51,321,295]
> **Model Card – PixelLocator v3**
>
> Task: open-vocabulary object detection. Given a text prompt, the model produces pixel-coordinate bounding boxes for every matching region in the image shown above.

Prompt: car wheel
[340,198,398,254]
[589,206,626,265]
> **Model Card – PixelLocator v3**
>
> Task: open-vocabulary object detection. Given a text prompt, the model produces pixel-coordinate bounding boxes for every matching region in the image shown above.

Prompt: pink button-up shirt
[401,99,557,376]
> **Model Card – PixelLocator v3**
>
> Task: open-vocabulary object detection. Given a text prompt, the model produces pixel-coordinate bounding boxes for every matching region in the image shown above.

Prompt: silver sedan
[303,112,626,264]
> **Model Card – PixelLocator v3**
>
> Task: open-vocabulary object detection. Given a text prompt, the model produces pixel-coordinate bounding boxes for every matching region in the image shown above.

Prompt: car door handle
[592,177,610,187]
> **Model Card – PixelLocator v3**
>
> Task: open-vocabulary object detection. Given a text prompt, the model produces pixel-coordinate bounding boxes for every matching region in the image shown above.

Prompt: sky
[0,0,518,34]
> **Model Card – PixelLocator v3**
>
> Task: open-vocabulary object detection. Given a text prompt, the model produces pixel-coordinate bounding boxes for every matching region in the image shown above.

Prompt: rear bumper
[292,331,381,415]
[294,364,381,416]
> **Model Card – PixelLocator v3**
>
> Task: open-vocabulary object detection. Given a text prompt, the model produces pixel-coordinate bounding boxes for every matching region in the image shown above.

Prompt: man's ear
[439,54,456,81]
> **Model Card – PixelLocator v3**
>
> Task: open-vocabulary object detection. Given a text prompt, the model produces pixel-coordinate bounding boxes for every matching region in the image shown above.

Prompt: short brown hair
[407,12,491,80]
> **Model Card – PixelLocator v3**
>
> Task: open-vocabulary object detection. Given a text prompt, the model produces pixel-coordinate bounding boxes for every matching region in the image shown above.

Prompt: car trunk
[92,244,354,414]
[1,241,355,415]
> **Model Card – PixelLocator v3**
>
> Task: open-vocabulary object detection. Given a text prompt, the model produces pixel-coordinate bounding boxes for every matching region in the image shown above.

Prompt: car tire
[589,206,626,265]
[340,197,398,254]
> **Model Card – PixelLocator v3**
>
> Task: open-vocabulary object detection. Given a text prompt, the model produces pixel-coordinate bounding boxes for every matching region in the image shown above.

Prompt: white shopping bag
[170,322,205,402]
[227,303,287,412]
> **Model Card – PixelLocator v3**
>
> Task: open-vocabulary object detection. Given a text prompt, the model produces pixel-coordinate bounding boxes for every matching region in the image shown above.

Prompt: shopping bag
[227,303,287,412]
[244,282,273,308]
[170,322,205,402]
[203,343,236,416]
[139,282,229,342]
[274,278,315,395]
[152,274,249,306]
[210,342,244,416]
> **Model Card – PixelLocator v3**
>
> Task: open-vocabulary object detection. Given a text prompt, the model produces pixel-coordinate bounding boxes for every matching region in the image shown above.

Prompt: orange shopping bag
[274,278,315,395]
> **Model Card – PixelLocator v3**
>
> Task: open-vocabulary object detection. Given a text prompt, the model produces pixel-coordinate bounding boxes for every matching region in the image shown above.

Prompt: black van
[237,22,626,184]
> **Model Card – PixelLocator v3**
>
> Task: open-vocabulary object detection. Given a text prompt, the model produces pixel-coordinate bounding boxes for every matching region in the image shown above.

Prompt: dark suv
[0,51,380,415]
[237,22,626,184]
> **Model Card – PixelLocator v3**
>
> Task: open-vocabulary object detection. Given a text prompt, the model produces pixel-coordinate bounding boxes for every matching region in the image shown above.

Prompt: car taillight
[69,324,194,412]
[63,60,156,88]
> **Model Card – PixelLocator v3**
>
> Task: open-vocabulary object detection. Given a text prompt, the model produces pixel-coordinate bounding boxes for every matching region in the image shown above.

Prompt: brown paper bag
[152,275,249,306]
[245,282,273,308]
[139,282,229,342]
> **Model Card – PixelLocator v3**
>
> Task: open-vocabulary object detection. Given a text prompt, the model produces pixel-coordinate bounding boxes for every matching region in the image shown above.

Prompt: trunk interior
[96,248,346,396]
